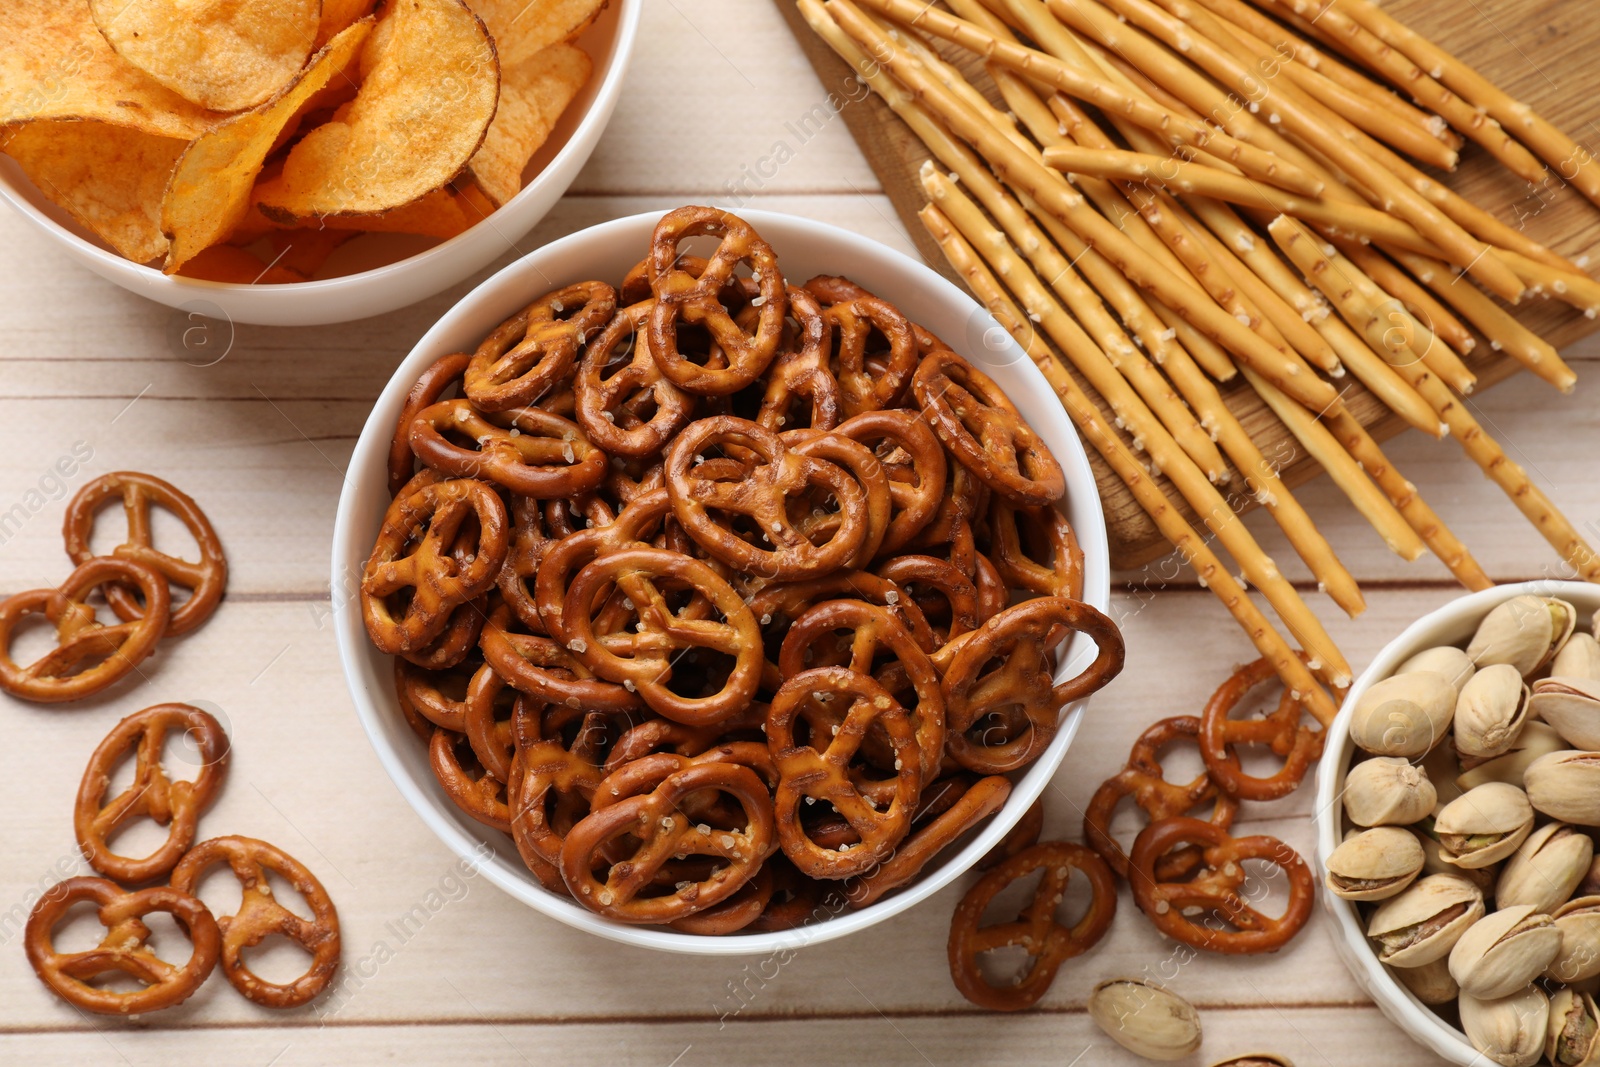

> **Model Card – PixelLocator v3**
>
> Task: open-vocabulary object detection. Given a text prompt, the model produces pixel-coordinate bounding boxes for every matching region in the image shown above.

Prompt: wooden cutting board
[776,0,1600,569]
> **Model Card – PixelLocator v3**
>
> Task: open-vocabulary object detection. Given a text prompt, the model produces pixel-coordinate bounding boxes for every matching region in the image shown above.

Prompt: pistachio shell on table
[1455,664,1531,759]
[1553,633,1600,682]
[1086,978,1202,1062]
[1390,956,1459,1005]
[1434,782,1535,869]
[1461,985,1550,1067]
[1532,678,1600,750]
[1550,897,1600,984]
[1342,756,1437,827]
[1468,595,1576,679]
[1457,722,1568,792]
[1368,872,1486,968]
[1448,904,1564,1000]
[1526,751,1600,826]
[1325,826,1424,901]
[1497,822,1593,914]
[1349,671,1456,757]
[1548,988,1600,1067]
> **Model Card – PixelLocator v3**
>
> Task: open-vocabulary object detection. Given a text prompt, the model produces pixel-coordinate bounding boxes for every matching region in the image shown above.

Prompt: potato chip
[253,184,484,240]
[467,42,590,206]
[89,0,320,113]
[316,0,379,49]
[1,119,185,263]
[177,244,305,283]
[0,0,216,139]
[469,0,607,66]
[160,19,373,273]
[255,0,499,222]
[259,228,356,277]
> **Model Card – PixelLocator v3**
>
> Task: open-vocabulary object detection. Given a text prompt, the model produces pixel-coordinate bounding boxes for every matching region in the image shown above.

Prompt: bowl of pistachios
[1315,580,1600,1067]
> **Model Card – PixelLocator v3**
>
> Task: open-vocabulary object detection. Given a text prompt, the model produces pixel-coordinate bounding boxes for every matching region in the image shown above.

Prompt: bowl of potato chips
[0,0,639,325]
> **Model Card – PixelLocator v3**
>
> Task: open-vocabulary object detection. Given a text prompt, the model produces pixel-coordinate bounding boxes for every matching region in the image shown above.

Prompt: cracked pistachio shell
[1325,827,1425,901]
[1554,634,1600,683]
[1417,832,1498,894]
[1400,645,1477,699]
[1498,822,1593,914]
[1526,752,1600,826]
[1550,897,1600,984]
[1448,905,1563,1000]
[1457,722,1568,792]
[1342,756,1437,827]
[1207,1057,1294,1067]
[1435,782,1535,868]
[1368,872,1486,967]
[1461,986,1550,1067]
[1455,664,1531,760]
[1548,988,1600,1067]
[1532,678,1600,751]
[1390,957,1459,1005]
[1086,979,1202,1062]
[1350,671,1456,757]
[1468,595,1576,678]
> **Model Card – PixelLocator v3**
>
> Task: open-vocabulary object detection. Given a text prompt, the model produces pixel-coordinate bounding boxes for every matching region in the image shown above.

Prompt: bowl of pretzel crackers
[333,205,1120,952]
[0,0,639,326]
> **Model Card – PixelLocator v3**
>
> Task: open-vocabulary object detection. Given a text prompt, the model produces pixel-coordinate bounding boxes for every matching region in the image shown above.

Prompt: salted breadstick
[1054,0,1525,301]
[850,0,1324,195]
[1304,0,1600,209]
[1242,366,1424,563]
[825,0,1344,412]
[921,202,1349,711]
[1189,2,1460,170]
[920,164,1230,482]
[1382,248,1579,394]
[1185,0,1461,153]
[1321,409,1492,591]
[1331,240,1476,359]
[1271,217,1600,583]
[1250,0,1545,184]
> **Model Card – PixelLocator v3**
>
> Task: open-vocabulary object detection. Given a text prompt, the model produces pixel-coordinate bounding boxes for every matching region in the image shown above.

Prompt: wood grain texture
[776,0,1600,567]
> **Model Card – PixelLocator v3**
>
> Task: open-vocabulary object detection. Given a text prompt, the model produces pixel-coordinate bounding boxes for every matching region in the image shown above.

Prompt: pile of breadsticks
[797,0,1600,713]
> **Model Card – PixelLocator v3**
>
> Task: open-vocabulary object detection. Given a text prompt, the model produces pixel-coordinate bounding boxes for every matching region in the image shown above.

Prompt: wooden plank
[776,0,1600,567]
[0,1008,1453,1066]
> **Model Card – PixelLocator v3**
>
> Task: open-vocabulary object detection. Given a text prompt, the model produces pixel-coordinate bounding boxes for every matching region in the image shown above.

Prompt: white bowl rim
[333,207,1113,955]
[0,0,642,316]
[1312,578,1600,1065]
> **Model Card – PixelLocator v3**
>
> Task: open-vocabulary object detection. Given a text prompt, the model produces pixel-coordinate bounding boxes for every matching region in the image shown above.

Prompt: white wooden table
[3,3,1598,1064]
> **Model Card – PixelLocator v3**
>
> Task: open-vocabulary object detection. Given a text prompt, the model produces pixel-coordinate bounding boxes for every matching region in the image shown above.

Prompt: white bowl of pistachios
[1315,580,1600,1067]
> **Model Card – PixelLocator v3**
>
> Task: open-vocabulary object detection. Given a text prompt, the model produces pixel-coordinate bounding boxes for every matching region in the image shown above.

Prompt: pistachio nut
[1448,904,1564,1000]
[1207,1057,1293,1067]
[1533,678,1600,751]
[1434,782,1536,868]
[1461,985,1550,1067]
[1457,722,1568,792]
[1554,633,1600,682]
[1390,956,1458,1005]
[1342,756,1437,827]
[1367,872,1486,967]
[1548,988,1600,1067]
[1550,897,1600,984]
[1497,822,1593,914]
[1400,644,1477,699]
[1583,856,1600,899]
[1325,826,1424,901]
[1417,831,1499,894]
[1468,594,1576,678]
[1526,751,1600,826]
[1086,978,1202,1062]
[1455,664,1531,759]
[1349,670,1456,757]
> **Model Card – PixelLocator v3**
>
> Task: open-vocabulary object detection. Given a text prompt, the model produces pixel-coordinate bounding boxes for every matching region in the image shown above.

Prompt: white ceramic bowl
[0,0,640,327]
[1314,579,1600,1065]
[332,209,1113,954]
